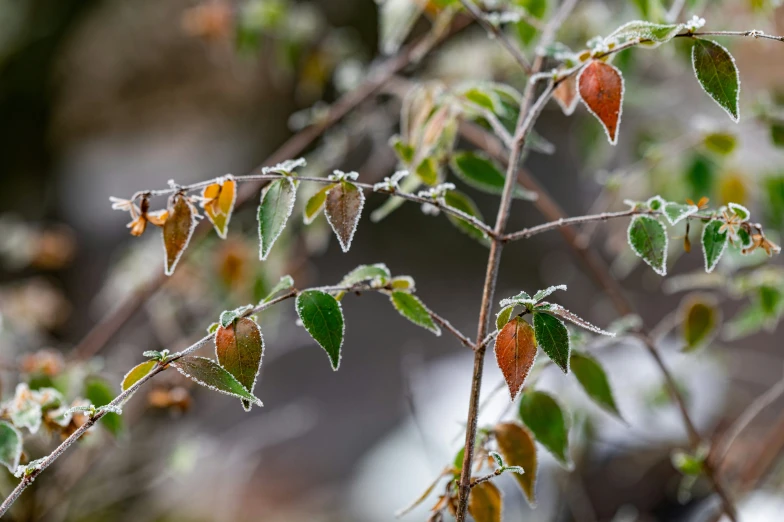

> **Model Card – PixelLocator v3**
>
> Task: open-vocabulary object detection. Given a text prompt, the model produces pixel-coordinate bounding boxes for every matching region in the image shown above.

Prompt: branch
[457,0,532,73]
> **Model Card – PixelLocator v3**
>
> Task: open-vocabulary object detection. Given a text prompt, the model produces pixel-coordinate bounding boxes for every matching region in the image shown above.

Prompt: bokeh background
[2,0,784,521]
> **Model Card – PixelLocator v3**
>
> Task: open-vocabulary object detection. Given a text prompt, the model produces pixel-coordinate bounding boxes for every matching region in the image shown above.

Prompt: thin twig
[469,468,504,488]
[458,0,532,73]
[428,311,474,350]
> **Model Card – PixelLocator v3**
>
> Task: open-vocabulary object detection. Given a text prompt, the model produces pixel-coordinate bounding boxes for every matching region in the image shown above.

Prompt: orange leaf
[494,422,537,506]
[468,481,502,522]
[215,317,264,411]
[494,316,537,400]
[578,60,624,145]
[202,176,236,239]
[553,75,579,116]
[162,193,197,275]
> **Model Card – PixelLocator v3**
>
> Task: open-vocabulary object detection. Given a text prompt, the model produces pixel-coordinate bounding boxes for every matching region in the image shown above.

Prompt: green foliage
[691,39,741,122]
[701,220,729,273]
[513,0,547,45]
[681,297,719,351]
[0,421,22,473]
[171,356,263,407]
[450,151,536,200]
[608,20,683,48]
[443,189,488,243]
[262,274,295,303]
[533,311,570,373]
[258,178,298,260]
[121,360,157,392]
[389,291,441,335]
[519,390,571,468]
[296,290,345,370]
[304,184,333,224]
[84,378,123,437]
[570,352,622,419]
[627,215,668,275]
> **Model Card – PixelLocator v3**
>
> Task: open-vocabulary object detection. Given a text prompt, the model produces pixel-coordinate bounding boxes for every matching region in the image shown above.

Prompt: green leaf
[518,390,571,468]
[533,312,570,373]
[701,219,729,273]
[723,303,767,340]
[390,135,415,164]
[219,304,254,328]
[681,297,719,351]
[296,290,345,370]
[691,39,741,122]
[663,201,698,225]
[570,352,622,419]
[85,377,123,437]
[258,178,298,260]
[463,86,505,116]
[469,481,502,522]
[703,132,737,155]
[671,449,704,476]
[339,263,391,287]
[414,157,439,185]
[389,275,415,291]
[771,123,784,148]
[686,153,716,200]
[535,303,615,336]
[450,151,536,200]
[728,202,750,221]
[496,305,515,331]
[262,274,295,303]
[121,360,157,391]
[303,184,333,224]
[390,291,441,335]
[0,421,23,473]
[532,284,567,303]
[494,422,537,506]
[443,189,488,243]
[216,317,264,411]
[627,215,668,276]
[325,181,365,253]
[514,0,547,45]
[171,356,263,406]
[608,20,683,48]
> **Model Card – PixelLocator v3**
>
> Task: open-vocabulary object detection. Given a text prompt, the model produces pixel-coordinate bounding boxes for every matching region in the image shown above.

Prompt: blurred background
[2,0,784,520]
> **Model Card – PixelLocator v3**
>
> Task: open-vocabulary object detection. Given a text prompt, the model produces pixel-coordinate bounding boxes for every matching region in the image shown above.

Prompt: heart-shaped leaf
[171,356,263,407]
[495,316,538,400]
[121,360,157,391]
[691,39,740,122]
[468,481,502,522]
[258,178,298,260]
[163,193,197,275]
[533,311,570,373]
[296,290,345,370]
[389,291,441,335]
[494,422,537,506]
[216,317,264,411]
[627,215,668,275]
[701,219,729,273]
[325,181,365,252]
[570,352,622,419]
[518,390,571,468]
[0,421,23,473]
[578,60,625,145]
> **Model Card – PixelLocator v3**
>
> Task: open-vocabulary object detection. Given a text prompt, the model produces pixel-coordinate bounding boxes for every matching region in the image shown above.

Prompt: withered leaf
[215,317,264,411]
[202,175,236,238]
[494,422,537,506]
[325,181,365,252]
[468,481,502,522]
[163,193,197,275]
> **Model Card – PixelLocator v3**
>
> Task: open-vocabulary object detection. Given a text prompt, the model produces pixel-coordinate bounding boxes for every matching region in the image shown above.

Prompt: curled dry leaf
[163,193,198,275]
[201,175,237,238]
[578,60,625,145]
[553,74,579,116]
[468,481,502,522]
[325,181,365,252]
[494,422,537,506]
[494,316,537,400]
[216,317,264,411]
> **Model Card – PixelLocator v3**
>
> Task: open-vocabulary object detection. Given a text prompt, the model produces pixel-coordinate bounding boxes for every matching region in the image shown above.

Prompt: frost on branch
[373,170,409,192]
[261,157,307,175]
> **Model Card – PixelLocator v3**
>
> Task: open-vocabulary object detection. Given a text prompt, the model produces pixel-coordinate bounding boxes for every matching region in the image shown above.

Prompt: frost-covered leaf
[704,132,737,156]
[570,352,622,419]
[325,181,365,253]
[681,297,719,352]
[533,312,570,373]
[607,20,683,48]
[450,151,536,200]
[379,0,423,55]
[0,421,22,473]
[553,75,579,116]
[443,189,488,243]
[535,303,615,337]
[201,175,236,238]
[219,304,254,327]
[216,317,264,411]
[494,422,537,506]
[495,317,537,400]
[85,377,123,436]
[627,215,668,275]
[258,178,298,260]
[171,356,263,407]
[532,284,567,303]
[390,135,415,164]
[262,274,295,303]
[578,60,625,145]
[390,291,441,335]
[691,39,740,122]
[499,291,534,309]
[496,305,515,331]
[296,290,345,370]
[469,481,502,522]
[121,360,157,391]
[663,202,699,225]
[339,263,391,288]
[390,275,415,291]
[463,86,506,116]
[728,202,750,221]
[304,184,334,224]
[702,219,729,273]
[9,384,43,434]
[163,193,198,275]
[518,390,571,468]
[370,171,420,222]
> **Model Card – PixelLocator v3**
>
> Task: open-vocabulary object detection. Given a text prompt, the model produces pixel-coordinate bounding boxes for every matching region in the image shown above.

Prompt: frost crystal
[586,35,610,54]
[417,183,455,200]
[328,170,360,182]
[685,15,706,32]
[421,203,440,216]
[373,170,409,192]
[262,158,307,175]
[539,303,616,337]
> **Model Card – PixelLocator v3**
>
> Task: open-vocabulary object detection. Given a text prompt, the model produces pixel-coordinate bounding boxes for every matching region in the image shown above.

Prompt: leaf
[570,352,622,418]
[518,390,571,468]
[325,181,365,253]
[724,303,767,340]
[379,0,422,55]
[496,305,515,331]
[701,219,729,273]
[171,356,263,406]
[494,422,537,506]
[296,290,345,370]
[201,175,237,238]
[553,75,579,116]
[728,202,750,221]
[532,284,567,303]
[535,303,615,337]
[607,20,683,47]
[704,132,737,156]
[494,317,538,400]
[771,123,784,148]
[0,421,22,473]
[533,312,570,373]
[258,178,298,260]
[691,39,741,122]
[499,291,534,308]
[468,481,502,522]
[304,184,334,224]
[663,202,699,225]
[449,151,536,200]
[339,263,391,287]
[219,304,254,327]
[216,317,264,411]
[672,449,704,476]
[390,291,441,335]
[85,377,123,436]
[578,60,625,145]
[121,360,157,391]
[514,0,547,45]
[627,215,668,276]
[162,193,197,275]
[443,189,488,243]
[390,275,415,291]
[262,274,295,303]
[415,157,439,185]
[681,297,719,352]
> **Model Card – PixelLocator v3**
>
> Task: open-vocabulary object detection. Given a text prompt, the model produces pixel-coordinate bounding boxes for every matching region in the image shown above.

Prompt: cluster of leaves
[625,197,779,276]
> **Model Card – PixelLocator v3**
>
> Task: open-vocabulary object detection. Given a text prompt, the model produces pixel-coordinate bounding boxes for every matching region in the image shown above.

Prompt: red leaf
[577,60,625,145]
[553,75,579,116]
[215,317,264,411]
[494,316,537,400]
[162,193,197,275]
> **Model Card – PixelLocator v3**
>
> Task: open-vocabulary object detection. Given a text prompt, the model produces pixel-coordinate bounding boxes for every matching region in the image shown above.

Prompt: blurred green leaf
[570,352,622,419]
[519,390,571,467]
[85,378,123,437]
[390,291,441,335]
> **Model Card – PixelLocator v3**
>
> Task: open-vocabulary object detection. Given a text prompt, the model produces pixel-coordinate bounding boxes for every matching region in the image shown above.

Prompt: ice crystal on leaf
[373,170,409,192]
[685,15,706,32]
[328,170,360,182]
[262,158,307,175]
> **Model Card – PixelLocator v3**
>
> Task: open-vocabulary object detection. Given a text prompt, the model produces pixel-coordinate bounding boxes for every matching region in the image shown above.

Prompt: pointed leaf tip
[296,290,345,370]
[258,178,298,260]
[215,317,264,409]
[578,60,625,145]
[691,39,740,122]
[163,193,198,275]
[325,181,365,252]
[627,215,668,276]
[171,356,262,407]
[533,311,570,373]
[495,316,537,400]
